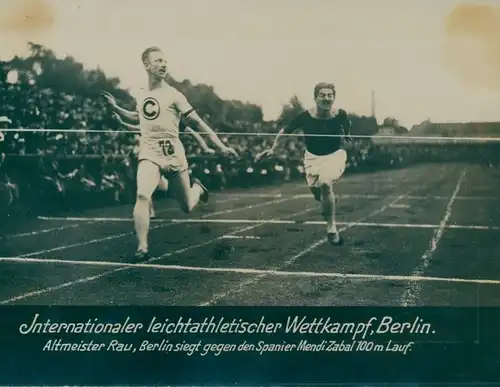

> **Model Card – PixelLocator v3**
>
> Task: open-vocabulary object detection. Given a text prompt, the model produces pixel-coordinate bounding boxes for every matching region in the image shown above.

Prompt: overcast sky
[1,0,499,128]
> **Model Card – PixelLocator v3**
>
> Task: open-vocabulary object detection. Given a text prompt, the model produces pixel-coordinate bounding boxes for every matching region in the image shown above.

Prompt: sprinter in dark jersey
[257,82,351,245]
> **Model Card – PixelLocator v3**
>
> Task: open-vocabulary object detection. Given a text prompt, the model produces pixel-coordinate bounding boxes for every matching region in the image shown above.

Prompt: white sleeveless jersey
[136,82,194,162]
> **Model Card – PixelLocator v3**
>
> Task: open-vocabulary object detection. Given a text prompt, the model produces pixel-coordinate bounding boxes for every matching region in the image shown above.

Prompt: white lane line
[200,192,413,306]
[389,204,410,209]
[199,163,450,305]
[291,194,498,201]
[20,197,294,257]
[0,223,91,240]
[400,168,467,307]
[221,235,261,240]
[12,193,276,239]
[53,217,496,231]
[1,256,499,285]
[0,205,317,304]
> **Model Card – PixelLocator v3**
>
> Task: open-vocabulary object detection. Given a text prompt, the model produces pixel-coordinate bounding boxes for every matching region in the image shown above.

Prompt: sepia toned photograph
[0,0,499,307]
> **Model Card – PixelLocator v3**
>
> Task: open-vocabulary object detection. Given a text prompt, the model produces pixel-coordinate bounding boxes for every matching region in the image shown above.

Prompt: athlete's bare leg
[149,176,169,218]
[169,170,208,213]
[134,160,161,259]
[149,199,156,218]
[320,182,343,245]
[157,176,169,192]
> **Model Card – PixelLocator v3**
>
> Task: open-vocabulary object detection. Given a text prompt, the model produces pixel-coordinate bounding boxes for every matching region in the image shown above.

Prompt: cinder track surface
[1,163,498,306]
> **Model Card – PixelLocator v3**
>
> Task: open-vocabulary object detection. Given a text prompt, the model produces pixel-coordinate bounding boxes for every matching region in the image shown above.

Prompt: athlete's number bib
[159,140,175,156]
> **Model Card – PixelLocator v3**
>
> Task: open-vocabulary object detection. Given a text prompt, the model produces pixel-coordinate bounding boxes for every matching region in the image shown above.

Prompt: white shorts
[303,149,347,187]
[138,138,188,176]
[136,138,188,198]
[136,158,190,198]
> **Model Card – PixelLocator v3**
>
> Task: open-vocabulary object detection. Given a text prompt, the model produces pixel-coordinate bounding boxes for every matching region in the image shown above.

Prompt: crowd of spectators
[1,47,498,218]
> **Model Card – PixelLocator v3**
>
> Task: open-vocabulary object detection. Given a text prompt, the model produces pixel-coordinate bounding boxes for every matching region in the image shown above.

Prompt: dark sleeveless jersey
[283,109,351,156]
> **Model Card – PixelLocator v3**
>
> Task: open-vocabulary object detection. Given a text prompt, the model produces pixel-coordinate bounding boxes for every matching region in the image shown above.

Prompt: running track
[0,163,499,306]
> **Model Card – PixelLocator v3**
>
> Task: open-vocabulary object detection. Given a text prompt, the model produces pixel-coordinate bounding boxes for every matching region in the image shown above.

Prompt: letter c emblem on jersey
[142,97,160,120]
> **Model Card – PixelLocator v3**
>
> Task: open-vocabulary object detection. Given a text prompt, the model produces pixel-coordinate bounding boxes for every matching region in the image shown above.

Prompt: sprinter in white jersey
[117,46,237,261]
[107,105,216,218]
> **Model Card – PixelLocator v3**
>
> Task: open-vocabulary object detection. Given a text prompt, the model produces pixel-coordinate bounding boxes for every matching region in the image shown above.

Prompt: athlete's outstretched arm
[114,113,215,154]
[102,91,140,123]
[256,114,303,161]
[254,128,286,161]
[113,113,140,131]
[183,112,234,153]
[174,91,238,157]
[340,110,353,142]
[270,128,287,152]
[185,127,215,154]
[344,121,353,142]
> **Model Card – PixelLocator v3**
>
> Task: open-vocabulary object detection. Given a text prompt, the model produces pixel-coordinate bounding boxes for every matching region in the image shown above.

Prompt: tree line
[1,42,398,136]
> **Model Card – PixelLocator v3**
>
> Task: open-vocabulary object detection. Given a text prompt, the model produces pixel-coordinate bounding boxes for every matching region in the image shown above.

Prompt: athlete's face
[145,51,168,78]
[315,88,335,109]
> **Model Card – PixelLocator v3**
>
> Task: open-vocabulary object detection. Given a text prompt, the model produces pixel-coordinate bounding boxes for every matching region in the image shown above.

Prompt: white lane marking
[0,205,316,304]
[400,168,467,306]
[221,235,261,240]
[20,197,294,257]
[46,217,497,231]
[200,192,413,306]
[7,195,249,239]
[1,256,499,285]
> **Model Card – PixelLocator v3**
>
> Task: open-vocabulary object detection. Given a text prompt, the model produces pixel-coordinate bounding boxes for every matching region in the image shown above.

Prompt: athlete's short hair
[314,82,336,98]
[141,46,163,63]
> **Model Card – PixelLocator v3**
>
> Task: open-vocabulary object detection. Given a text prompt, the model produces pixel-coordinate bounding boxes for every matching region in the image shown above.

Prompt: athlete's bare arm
[255,128,286,161]
[102,91,140,122]
[112,113,139,131]
[340,110,353,142]
[173,89,238,157]
[256,114,303,161]
[182,112,237,157]
[113,113,215,153]
[185,127,216,154]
